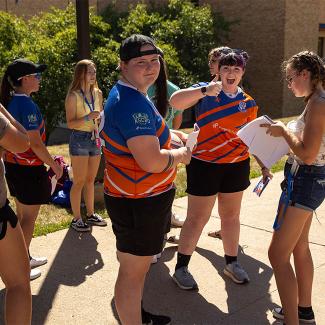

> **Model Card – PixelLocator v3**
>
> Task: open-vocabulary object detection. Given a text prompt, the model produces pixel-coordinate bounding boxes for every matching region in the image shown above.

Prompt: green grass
[10,115,294,237]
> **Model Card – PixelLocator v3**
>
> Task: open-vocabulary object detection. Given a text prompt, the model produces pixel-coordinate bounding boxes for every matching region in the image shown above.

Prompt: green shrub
[102,0,232,87]
[0,5,119,136]
[0,1,231,135]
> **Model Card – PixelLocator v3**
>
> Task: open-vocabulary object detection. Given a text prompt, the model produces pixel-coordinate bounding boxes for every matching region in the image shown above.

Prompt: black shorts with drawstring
[104,188,175,256]
[186,157,250,196]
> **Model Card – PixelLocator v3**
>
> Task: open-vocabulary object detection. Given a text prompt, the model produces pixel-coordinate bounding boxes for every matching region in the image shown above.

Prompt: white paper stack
[237,115,289,168]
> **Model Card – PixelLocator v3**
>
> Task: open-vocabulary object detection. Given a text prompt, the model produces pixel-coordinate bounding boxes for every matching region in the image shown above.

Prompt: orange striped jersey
[4,94,45,166]
[192,84,258,163]
[100,81,176,198]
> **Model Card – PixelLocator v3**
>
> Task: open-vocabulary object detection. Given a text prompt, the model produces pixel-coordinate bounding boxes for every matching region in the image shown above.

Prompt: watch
[200,86,207,96]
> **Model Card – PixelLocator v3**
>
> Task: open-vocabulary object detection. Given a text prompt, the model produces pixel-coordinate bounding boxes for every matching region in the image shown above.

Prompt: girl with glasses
[262,51,325,325]
[0,59,63,281]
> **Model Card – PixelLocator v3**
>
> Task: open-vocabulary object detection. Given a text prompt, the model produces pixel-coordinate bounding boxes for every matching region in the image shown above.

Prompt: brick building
[1,0,325,118]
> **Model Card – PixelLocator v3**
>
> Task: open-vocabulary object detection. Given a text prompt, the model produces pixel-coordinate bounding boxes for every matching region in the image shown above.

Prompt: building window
[318,37,324,58]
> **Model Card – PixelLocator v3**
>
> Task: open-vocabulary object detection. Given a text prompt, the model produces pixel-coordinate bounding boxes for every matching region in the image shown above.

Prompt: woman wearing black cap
[100,34,192,325]
[0,59,63,281]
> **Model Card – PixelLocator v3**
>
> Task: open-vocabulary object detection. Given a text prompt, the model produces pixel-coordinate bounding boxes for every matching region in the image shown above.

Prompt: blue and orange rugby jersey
[100,81,176,199]
[192,83,258,163]
[4,94,46,166]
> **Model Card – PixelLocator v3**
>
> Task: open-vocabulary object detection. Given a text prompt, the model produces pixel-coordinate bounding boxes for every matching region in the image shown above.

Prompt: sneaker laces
[76,219,86,226]
[90,213,103,221]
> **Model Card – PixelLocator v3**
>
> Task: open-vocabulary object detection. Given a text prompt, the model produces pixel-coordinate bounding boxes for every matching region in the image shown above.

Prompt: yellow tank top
[73,88,101,132]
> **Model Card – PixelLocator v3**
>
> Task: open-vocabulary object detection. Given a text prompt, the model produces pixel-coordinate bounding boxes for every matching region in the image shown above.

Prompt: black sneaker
[142,309,171,325]
[272,307,315,323]
[71,219,90,232]
[86,213,107,226]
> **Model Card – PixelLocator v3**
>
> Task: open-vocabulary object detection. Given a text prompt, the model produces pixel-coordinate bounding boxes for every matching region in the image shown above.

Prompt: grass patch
[11,115,294,237]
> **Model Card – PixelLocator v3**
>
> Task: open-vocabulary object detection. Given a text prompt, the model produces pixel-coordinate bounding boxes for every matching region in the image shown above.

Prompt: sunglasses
[18,72,42,81]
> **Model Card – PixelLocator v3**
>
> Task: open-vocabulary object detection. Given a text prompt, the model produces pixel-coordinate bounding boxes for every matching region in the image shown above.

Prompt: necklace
[121,75,147,96]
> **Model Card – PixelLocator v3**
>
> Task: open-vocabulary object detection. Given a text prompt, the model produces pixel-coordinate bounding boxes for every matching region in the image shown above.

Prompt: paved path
[1,172,325,324]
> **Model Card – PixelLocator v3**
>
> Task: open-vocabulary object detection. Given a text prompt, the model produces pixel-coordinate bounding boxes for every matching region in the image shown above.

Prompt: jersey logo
[27,114,37,123]
[238,101,246,112]
[132,113,150,125]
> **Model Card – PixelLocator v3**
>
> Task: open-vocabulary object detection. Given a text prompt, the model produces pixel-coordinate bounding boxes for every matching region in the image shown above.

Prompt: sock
[28,250,32,260]
[175,252,191,271]
[298,306,313,314]
[225,254,237,265]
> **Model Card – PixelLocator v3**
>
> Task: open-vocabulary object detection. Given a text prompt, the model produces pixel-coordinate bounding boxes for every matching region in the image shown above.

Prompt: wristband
[162,151,174,172]
[84,115,90,122]
[200,86,207,96]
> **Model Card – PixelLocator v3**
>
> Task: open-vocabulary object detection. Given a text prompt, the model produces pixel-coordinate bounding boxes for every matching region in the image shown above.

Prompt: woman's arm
[127,135,191,173]
[98,89,103,111]
[169,78,222,110]
[262,100,325,165]
[172,113,183,130]
[0,104,27,135]
[0,112,29,153]
[28,130,63,178]
[253,154,273,182]
[65,93,100,129]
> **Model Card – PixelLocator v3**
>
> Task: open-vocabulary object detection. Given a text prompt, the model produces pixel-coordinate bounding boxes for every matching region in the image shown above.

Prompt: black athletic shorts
[5,162,51,205]
[0,200,18,240]
[104,188,175,256]
[186,157,250,196]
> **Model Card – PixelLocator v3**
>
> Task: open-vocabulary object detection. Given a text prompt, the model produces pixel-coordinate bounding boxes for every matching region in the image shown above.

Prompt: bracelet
[162,151,174,172]
[84,115,90,122]
[261,166,268,172]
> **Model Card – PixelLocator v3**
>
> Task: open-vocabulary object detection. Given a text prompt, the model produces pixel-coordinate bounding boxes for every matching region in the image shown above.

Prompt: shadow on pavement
[144,246,227,324]
[31,228,104,324]
[196,245,273,324]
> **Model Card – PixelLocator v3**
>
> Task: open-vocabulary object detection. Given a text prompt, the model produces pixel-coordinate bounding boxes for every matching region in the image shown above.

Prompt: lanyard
[80,89,95,113]
[273,161,299,230]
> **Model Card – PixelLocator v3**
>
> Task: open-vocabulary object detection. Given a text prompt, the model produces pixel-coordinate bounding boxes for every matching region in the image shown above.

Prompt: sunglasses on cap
[17,72,42,81]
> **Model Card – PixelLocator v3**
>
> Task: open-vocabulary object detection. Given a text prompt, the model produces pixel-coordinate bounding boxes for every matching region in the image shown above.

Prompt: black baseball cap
[6,58,47,82]
[119,34,160,61]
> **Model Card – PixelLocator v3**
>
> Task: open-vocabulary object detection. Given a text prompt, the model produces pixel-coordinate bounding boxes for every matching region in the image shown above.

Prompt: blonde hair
[66,59,98,96]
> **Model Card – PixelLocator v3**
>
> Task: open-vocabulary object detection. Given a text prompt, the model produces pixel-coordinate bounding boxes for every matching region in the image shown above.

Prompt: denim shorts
[283,162,325,211]
[69,130,100,157]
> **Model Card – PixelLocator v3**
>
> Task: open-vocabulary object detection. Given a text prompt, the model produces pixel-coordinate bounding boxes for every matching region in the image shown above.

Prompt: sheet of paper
[186,123,200,151]
[237,115,289,168]
[51,176,57,195]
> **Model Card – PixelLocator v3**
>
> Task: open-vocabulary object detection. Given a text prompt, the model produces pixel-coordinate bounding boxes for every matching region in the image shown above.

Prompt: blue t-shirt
[4,94,45,165]
[100,81,175,198]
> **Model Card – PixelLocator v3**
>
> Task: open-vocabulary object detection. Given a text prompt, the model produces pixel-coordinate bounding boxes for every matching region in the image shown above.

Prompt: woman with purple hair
[169,49,271,290]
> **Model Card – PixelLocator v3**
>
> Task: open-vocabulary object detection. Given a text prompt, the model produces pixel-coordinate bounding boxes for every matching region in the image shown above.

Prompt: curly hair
[208,46,232,62]
[283,50,325,101]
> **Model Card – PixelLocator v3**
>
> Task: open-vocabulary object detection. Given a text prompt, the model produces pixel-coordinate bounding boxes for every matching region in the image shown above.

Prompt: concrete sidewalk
[1,172,325,324]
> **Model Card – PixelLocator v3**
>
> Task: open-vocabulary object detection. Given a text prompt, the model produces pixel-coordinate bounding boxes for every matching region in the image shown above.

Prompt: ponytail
[154,56,168,118]
[0,69,21,108]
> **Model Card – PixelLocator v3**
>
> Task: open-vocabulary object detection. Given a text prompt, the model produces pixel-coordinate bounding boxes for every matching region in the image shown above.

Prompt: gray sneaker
[224,261,250,284]
[71,218,90,232]
[172,266,198,290]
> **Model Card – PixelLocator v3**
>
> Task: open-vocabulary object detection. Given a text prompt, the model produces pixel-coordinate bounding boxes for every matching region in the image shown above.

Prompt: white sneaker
[171,212,185,227]
[30,268,41,281]
[30,256,48,269]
